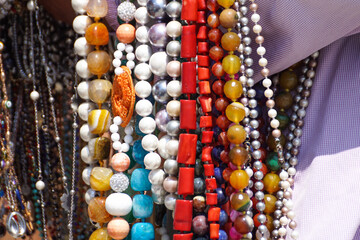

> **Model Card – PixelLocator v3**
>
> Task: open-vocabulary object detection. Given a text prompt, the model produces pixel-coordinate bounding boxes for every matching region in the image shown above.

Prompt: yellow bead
[227,124,246,145]
[264,194,277,214]
[88,109,111,134]
[225,102,245,123]
[217,0,235,9]
[90,167,113,191]
[222,55,241,75]
[224,80,243,101]
[263,173,280,194]
[89,228,112,240]
[229,170,249,190]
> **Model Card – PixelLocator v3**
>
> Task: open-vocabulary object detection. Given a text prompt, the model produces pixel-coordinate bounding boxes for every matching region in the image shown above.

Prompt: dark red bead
[205,178,217,190]
[197,11,206,24]
[212,79,224,95]
[180,100,197,130]
[201,146,213,163]
[197,42,209,54]
[181,25,197,58]
[181,62,197,94]
[198,0,206,10]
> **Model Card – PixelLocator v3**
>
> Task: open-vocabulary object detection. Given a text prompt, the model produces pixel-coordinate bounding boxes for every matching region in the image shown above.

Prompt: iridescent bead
[264,194,277,214]
[263,173,281,194]
[85,22,109,46]
[221,32,240,52]
[224,80,243,101]
[219,8,237,28]
[89,228,112,240]
[88,197,112,223]
[229,146,248,166]
[217,0,235,9]
[222,55,241,75]
[229,170,249,190]
[227,124,246,145]
[86,0,108,18]
[230,192,251,212]
[88,79,112,105]
[234,214,254,234]
[90,167,113,191]
[88,109,111,134]
[225,102,245,123]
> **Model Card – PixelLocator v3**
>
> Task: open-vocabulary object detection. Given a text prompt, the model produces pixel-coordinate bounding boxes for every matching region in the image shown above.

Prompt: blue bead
[131,222,154,240]
[219,210,228,226]
[214,167,225,185]
[132,140,149,165]
[212,145,224,162]
[131,169,151,191]
[212,125,222,140]
[135,116,146,137]
[216,188,228,205]
[219,230,228,240]
[132,194,153,218]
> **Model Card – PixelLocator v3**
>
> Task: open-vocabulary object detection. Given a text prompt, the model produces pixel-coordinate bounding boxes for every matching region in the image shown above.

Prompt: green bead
[276,112,290,129]
[266,152,281,171]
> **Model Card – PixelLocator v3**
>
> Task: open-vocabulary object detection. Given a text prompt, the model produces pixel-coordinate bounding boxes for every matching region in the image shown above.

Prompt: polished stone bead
[85,22,109,46]
[88,197,112,223]
[219,209,228,226]
[234,214,254,234]
[130,168,151,191]
[208,28,222,43]
[267,134,286,151]
[132,194,153,218]
[280,70,298,90]
[229,146,248,167]
[219,229,228,240]
[224,79,243,101]
[265,152,281,171]
[88,137,110,160]
[89,228,112,240]
[227,124,246,145]
[207,13,220,28]
[216,187,228,205]
[264,194,277,214]
[222,55,241,75]
[225,102,245,123]
[212,62,225,77]
[90,167,113,191]
[195,159,204,177]
[116,24,136,44]
[221,32,240,52]
[275,92,293,110]
[87,50,111,77]
[276,112,290,129]
[194,177,206,195]
[111,152,131,172]
[193,195,206,212]
[88,109,111,134]
[89,79,112,104]
[207,0,219,11]
[263,173,281,194]
[131,222,155,240]
[209,46,224,62]
[229,170,249,190]
[192,215,208,236]
[230,192,251,212]
[219,9,237,28]
[86,0,108,18]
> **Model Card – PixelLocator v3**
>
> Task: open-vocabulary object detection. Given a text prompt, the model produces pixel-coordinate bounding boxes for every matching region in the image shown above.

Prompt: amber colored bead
[229,170,249,190]
[209,46,224,62]
[275,92,293,110]
[227,124,246,145]
[263,173,281,194]
[219,9,237,29]
[212,63,225,78]
[230,192,251,212]
[267,134,286,151]
[90,167,113,191]
[215,97,229,112]
[212,80,224,95]
[218,131,229,146]
[89,228,112,240]
[229,146,248,166]
[279,70,298,90]
[222,55,241,75]
[86,0,108,18]
[221,32,240,52]
[225,102,245,123]
[116,24,136,44]
[220,149,230,163]
[87,50,111,77]
[206,0,219,12]
[234,214,254,234]
[216,115,231,130]
[217,0,235,9]
[266,215,274,232]
[207,13,220,28]
[88,197,112,223]
[223,79,242,101]
[208,28,222,43]
[222,167,232,182]
[89,79,113,104]
[264,194,277,214]
[85,22,109,46]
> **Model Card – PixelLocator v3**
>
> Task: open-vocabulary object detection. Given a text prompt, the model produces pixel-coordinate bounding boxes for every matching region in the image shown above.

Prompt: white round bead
[137,0,147,6]
[251,13,260,23]
[259,57,268,67]
[113,116,123,126]
[126,52,135,61]
[30,90,40,101]
[268,108,277,118]
[281,180,291,190]
[72,15,92,34]
[262,78,272,88]
[165,139,179,156]
[124,135,133,144]
[134,63,152,81]
[74,37,93,56]
[112,58,121,68]
[148,169,166,185]
[80,124,94,142]
[77,81,89,100]
[135,99,153,117]
[285,199,294,209]
[76,59,93,79]
[113,141,122,151]
[291,230,299,239]
[279,170,289,180]
[166,20,182,38]
[257,46,266,56]
[125,45,134,53]
[115,67,124,75]
[142,134,159,151]
[135,80,152,98]
[135,7,149,24]
[144,152,162,170]
[114,50,123,59]
[105,193,133,216]
[264,88,274,98]
[126,60,135,69]
[158,135,171,159]
[78,102,95,121]
[135,26,149,43]
[280,216,289,225]
[139,117,156,134]
[27,0,35,11]
[287,210,295,219]
[253,24,262,34]
[71,0,89,14]
[166,60,181,78]
[135,44,152,62]
[166,100,180,117]
[81,145,96,164]
[288,167,297,176]
[82,166,93,185]
[124,126,133,135]
[121,143,130,152]
[85,188,96,204]
[110,124,119,133]
[35,180,45,191]
[111,133,120,142]
[245,167,254,177]
[117,43,125,52]
[270,119,280,129]
[278,227,287,237]
[166,80,182,98]
[149,52,169,77]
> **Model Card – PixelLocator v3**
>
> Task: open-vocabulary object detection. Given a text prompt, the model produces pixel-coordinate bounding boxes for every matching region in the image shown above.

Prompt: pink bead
[229,227,243,239]
[107,217,130,239]
[229,162,238,170]
[111,153,130,172]
[229,210,241,222]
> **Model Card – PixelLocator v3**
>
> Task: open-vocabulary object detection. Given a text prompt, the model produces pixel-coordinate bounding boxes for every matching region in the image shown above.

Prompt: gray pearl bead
[242,117,250,125]
[297,85,304,93]
[250,120,259,129]
[253,160,262,170]
[247,78,255,87]
[250,130,260,139]
[300,99,308,108]
[166,120,180,136]
[153,80,170,103]
[304,79,313,88]
[166,40,181,57]
[294,128,302,137]
[244,57,253,67]
[241,17,249,26]
[257,214,266,224]
[147,0,166,19]
[307,69,315,78]
[289,123,296,131]
[247,89,256,98]
[254,171,263,180]
[258,225,267,234]
[255,191,264,200]
[285,142,293,150]
[248,180,254,188]
[246,211,253,218]
[274,210,282,219]
[248,99,257,108]
[166,1,181,18]
[287,132,294,141]
[294,94,301,103]
[245,68,254,77]
[312,51,320,58]
[148,23,169,48]
[297,109,306,118]
[302,66,308,74]
[251,140,261,150]
[164,159,178,175]
[292,104,300,113]
[289,157,298,166]
[272,229,279,237]
[254,181,264,190]
[240,6,248,14]
[282,162,290,170]
[275,200,283,209]
[273,220,281,228]
[285,152,291,160]
[256,202,265,212]
[292,137,301,147]
[155,108,171,132]
[249,109,259,118]
[276,190,284,199]
[252,150,261,160]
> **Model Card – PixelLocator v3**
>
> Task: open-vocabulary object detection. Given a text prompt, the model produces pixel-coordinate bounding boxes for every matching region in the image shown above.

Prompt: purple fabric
[107,0,360,238]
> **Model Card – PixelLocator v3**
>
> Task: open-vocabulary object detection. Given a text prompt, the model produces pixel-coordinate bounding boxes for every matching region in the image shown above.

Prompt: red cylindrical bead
[180,100,197,129]
[173,233,194,240]
[173,200,193,231]
[199,96,212,113]
[205,178,217,191]
[201,146,213,162]
[203,164,215,176]
[198,55,210,67]
[199,81,211,95]
[210,224,220,239]
[198,0,206,10]
[177,133,198,164]
[198,67,210,80]
[197,42,209,54]
[177,168,195,196]
[181,62,197,94]
[206,192,218,205]
[200,116,212,128]
[208,207,221,221]
[197,11,206,24]
[181,25,197,58]
[201,130,214,143]
[181,0,198,21]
